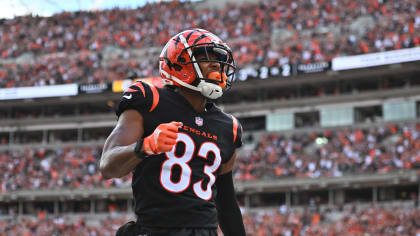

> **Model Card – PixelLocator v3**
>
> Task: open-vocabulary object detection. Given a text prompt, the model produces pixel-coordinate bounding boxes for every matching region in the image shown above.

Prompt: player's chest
[145,106,231,161]
[153,114,227,147]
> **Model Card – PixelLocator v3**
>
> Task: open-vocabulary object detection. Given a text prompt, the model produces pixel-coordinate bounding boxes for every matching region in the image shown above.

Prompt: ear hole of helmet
[164,57,183,72]
[172,63,183,71]
[178,56,186,63]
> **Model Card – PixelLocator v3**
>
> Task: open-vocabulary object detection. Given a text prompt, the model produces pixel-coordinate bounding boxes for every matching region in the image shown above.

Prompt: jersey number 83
[160,132,221,200]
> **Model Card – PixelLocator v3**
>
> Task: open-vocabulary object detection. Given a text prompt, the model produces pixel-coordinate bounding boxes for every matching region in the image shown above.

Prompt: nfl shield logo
[195,116,203,126]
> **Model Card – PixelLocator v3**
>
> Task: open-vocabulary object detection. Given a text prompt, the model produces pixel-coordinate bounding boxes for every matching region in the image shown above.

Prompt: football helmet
[159,28,236,99]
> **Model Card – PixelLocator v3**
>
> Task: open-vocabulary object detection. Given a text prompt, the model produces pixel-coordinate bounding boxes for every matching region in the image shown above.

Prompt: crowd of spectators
[243,205,420,236]
[0,146,131,193]
[234,122,420,181]
[0,51,156,87]
[0,128,113,145]
[0,214,133,236]
[1,122,420,192]
[1,205,419,235]
[1,0,420,88]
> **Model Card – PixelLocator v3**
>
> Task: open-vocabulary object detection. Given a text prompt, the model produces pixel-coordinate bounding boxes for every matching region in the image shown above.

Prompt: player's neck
[179,87,206,113]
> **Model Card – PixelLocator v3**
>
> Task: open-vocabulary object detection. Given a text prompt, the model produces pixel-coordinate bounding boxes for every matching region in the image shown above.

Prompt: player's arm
[99,109,182,179]
[99,110,144,179]
[216,150,246,236]
[100,81,181,179]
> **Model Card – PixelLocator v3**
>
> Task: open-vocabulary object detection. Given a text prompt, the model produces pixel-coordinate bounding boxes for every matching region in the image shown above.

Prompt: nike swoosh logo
[123,94,132,99]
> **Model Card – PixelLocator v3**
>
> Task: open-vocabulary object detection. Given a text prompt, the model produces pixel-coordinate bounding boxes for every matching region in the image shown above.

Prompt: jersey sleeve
[116,81,159,118]
[232,115,243,149]
[222,115,243,164]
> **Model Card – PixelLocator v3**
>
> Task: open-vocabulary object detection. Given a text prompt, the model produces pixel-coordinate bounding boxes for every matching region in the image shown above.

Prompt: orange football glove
[143,121,183,155]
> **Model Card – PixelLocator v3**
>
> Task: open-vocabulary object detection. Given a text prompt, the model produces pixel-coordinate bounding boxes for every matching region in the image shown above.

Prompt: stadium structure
[0,0,420,235]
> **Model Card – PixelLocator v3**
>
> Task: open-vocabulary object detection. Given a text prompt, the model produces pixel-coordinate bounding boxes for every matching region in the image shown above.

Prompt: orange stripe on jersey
[125,88,138,93]
[134,82,146,97]
[149,84,159,112]
[125,82,146,97]
[231,115,238,143]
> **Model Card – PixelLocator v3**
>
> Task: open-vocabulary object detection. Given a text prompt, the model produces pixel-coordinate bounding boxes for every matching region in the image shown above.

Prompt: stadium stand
[235,122,420,181]
[0,0,419,87]
[2,205,420,235]
[0,122,419,193]
[1,0,420,235]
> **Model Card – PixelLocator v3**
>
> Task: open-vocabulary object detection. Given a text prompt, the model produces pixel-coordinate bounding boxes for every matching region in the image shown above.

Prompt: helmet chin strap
[160,69,223,99]
[197,80,223,99]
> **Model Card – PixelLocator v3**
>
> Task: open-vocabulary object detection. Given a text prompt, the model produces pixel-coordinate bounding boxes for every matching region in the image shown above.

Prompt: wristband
[134,139,147,160]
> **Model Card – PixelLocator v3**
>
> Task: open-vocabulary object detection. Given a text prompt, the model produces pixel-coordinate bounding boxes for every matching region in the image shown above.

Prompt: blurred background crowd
[1,122,419,192]
[2,205,419,236]
[235,122,420,181]
[1,0,419,88]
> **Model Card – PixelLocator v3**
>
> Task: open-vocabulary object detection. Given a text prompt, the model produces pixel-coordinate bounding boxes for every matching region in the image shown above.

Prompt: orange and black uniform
[116,81,242,235]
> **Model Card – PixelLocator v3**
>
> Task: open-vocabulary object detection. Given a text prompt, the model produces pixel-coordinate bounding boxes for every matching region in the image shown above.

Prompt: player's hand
[143,121,183,155]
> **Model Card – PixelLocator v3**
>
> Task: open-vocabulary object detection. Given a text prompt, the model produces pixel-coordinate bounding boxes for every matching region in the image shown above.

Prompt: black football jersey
[116,81,242,228]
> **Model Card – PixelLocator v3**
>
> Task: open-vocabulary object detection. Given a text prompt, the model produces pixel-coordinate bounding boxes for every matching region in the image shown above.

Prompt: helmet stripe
[185,29,199,42]
[174,36,180,48]
[192,34,209,46]
[179,34,204,79]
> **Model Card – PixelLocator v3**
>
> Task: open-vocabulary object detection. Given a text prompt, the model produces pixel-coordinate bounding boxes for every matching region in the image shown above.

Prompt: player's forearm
[216,172,246,236]
[217,201,245,236]
[99,143,140,179]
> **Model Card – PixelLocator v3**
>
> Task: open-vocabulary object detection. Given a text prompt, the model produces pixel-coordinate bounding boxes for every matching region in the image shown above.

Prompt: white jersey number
[160,133,221,200]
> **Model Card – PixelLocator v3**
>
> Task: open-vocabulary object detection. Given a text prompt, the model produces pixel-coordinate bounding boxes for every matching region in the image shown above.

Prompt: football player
[100,28,246,236]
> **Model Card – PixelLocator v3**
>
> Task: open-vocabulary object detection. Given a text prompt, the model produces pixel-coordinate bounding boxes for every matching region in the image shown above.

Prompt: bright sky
[0,0,157,19]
